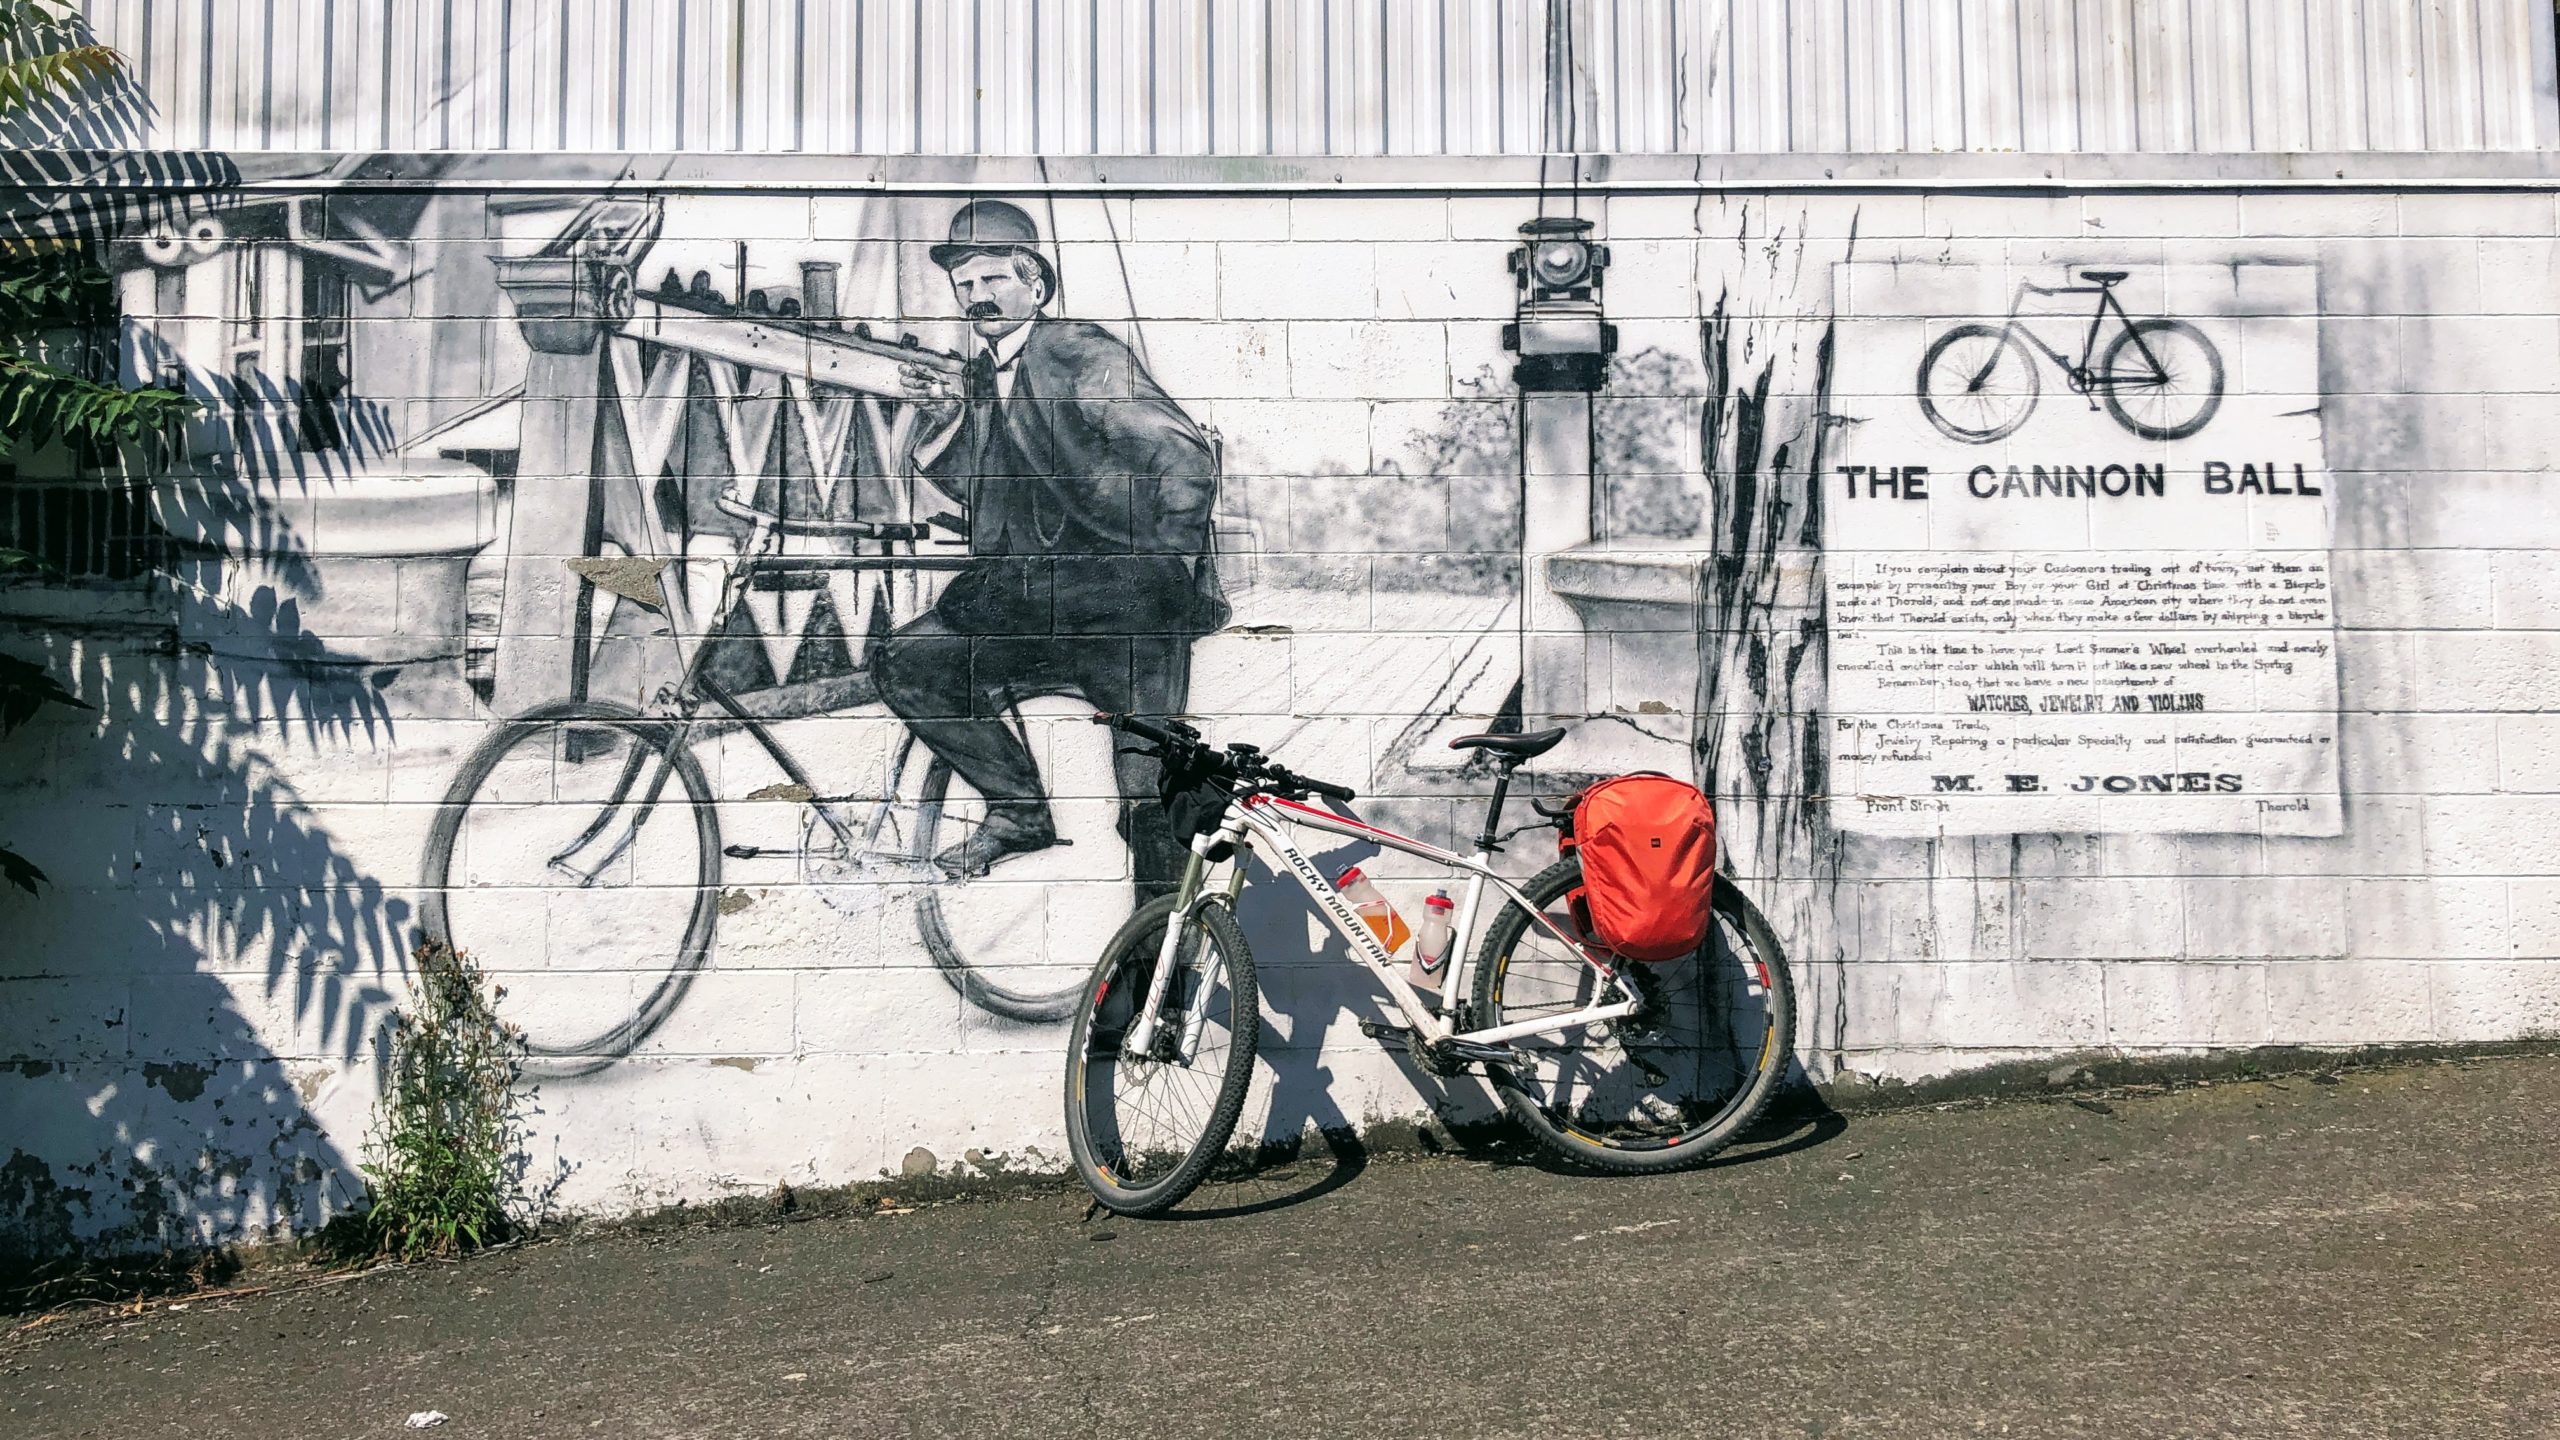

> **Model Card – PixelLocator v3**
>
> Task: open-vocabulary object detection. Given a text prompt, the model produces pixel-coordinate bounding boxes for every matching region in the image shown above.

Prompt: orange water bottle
[1335,865,1411,953]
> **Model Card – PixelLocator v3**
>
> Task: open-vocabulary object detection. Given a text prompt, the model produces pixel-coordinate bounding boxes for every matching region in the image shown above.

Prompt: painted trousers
[875,610,1195,901]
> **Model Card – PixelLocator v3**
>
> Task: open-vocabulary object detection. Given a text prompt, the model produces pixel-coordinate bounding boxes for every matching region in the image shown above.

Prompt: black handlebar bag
[1150,736,1236,863]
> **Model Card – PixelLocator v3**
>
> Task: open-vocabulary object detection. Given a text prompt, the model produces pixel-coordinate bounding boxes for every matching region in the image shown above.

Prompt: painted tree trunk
[1692,217,1850,1076]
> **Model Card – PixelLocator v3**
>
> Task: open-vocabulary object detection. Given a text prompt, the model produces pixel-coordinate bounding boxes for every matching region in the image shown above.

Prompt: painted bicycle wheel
[2099,317,2224,441]
[418,700,721,1077]
[1918,322,2042,443]
[1468,859,1794,1173]
[909,703,1141,1023]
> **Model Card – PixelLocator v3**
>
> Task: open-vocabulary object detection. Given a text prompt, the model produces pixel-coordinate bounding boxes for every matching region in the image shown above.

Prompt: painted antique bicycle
[1065,714,1795,1216]
[419,491,1133,1075]
[1918,268,2225,443]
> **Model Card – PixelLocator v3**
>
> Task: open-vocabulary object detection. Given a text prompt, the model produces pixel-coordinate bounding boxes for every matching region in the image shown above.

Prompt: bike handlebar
[1292,773,1359,804]
[1100,712,1181,748]
[1092,712,1358,804]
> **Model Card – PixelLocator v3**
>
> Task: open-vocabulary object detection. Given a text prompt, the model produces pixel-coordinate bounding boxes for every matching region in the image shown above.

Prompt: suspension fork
[1129,816,1248,1059]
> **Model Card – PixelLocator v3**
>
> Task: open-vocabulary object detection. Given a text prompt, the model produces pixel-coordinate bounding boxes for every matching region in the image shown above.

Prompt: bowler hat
[929,200,1057,297]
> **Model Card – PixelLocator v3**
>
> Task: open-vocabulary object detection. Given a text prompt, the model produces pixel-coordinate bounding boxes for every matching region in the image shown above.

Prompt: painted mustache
[964,301,1004,318]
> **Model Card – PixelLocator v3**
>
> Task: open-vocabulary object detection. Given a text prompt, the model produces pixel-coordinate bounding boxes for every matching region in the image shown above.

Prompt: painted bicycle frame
[1122,784,1639,1061]
[548,497,970,876]
[1988,274,2173,388]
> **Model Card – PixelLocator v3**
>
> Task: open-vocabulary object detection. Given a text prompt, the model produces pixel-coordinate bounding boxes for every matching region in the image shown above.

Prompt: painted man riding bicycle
[887,199,1226,897]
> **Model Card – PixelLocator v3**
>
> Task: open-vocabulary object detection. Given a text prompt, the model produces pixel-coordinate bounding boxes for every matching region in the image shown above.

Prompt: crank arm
[1356,1017,1414,1047]
[1358,1020,1531,1073]
[1438,1037,1533,1069]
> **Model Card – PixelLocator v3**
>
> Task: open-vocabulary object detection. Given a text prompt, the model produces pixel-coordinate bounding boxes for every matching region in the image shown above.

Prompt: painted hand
[899,361,962,429]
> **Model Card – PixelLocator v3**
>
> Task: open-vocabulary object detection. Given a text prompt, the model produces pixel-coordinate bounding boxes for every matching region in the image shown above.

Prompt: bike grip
[1304,776,1358,803]
[1097,712,1175,746]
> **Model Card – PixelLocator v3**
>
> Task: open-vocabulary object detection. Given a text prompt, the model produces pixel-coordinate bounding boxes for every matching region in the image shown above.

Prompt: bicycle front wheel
[1468,858,1794,1173]
[1064,896,1259,1216]
[2099,317,2224,440]
[418,701,721,1076]
[1918,322,2040,443]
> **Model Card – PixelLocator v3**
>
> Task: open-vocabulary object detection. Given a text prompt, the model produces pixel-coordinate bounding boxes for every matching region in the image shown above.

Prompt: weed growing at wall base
[325,939,530,1264]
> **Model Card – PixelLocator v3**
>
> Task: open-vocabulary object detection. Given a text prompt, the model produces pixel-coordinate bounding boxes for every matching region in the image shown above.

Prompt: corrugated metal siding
[71,0,2560,155]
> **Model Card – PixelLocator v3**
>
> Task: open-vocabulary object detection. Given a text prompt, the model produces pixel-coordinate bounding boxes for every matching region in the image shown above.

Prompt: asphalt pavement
[8,1055,2559,1439]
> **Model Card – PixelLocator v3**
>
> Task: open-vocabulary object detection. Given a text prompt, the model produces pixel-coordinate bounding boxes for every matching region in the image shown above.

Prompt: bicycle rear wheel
[1064,896,1259,1216]
[2099,317,2224,440]
[1468,858,1793,1173]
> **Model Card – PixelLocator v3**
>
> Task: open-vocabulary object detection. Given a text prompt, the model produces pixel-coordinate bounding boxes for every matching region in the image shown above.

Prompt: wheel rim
[1074,919,1244,1193]
[422,713,717,1072]
[1922,328,2037,442]
[1487,890,1785,1152]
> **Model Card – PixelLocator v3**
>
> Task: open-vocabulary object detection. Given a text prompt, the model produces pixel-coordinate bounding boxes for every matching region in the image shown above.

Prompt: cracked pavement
[8,1055,2560,1438]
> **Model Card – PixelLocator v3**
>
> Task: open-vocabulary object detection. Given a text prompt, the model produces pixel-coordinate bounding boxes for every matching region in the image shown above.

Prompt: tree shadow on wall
[0,486,409,1303]
[0,11,414,1305]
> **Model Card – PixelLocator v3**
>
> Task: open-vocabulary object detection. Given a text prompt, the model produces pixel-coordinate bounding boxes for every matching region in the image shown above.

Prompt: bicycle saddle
[2079,269,2129,284]
[1447,727,1566,761]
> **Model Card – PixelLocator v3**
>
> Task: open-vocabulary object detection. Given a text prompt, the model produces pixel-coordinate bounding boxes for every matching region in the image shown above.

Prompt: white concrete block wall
[5,160,2560,1259]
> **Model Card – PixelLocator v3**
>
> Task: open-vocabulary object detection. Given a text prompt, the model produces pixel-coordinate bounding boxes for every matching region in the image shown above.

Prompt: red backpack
[1558,774,1717,961]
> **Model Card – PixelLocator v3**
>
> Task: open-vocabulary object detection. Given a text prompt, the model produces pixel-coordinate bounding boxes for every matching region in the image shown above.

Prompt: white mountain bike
[1066,714,1795,1216]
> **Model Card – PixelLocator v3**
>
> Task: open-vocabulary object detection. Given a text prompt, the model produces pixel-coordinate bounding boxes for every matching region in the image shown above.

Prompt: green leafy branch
[0,350,193,448]
[0,247,112,334]
[0,38,110,115]
[0,0,115,116]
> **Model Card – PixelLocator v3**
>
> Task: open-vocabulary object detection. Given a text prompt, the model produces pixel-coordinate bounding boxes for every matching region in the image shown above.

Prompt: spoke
[1492,908,1778,1147]
[1090,925,1239,1183]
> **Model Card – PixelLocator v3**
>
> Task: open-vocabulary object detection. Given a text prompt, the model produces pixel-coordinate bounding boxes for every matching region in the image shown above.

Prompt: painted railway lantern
[1502,216,1615,393]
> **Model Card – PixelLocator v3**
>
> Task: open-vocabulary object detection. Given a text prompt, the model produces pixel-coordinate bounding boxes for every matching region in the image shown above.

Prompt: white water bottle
[1407,890,1456,994]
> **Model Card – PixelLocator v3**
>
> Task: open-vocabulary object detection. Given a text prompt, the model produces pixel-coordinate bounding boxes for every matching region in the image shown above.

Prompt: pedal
[722,844,795,859]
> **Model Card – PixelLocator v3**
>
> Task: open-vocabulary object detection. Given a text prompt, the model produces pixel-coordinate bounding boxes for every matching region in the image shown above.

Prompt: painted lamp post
[1501,213,1707,780]
[1503,216,1614,739]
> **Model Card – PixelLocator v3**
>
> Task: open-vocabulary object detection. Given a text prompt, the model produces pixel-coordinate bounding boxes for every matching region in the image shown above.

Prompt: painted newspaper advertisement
[1825,261,2343,837]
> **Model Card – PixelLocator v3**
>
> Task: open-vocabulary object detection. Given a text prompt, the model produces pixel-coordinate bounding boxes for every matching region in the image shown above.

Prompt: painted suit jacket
[923,318,1222,638]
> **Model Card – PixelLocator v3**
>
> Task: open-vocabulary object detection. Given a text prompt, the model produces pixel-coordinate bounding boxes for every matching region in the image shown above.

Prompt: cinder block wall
[2,156,2553,1259]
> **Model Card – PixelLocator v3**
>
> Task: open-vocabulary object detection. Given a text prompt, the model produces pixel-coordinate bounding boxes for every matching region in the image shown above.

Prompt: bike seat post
[1474,761,1519,855]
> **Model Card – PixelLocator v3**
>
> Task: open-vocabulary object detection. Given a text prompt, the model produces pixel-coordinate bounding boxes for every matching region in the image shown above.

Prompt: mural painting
[3,155,2397,1251]
[412,188,1249,1055]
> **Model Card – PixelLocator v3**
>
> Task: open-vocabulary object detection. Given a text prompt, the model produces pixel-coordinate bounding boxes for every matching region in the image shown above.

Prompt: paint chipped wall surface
[3,153,2556,1261]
